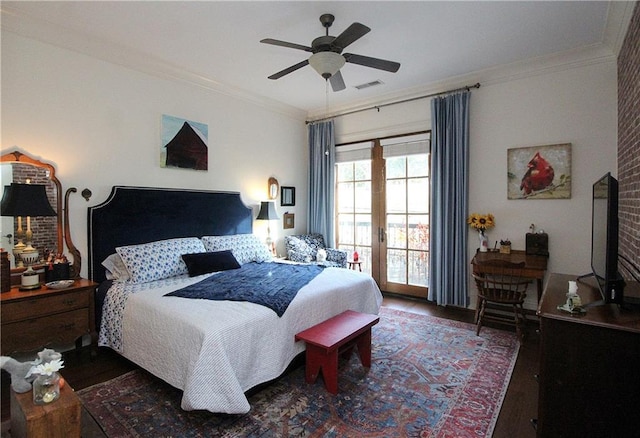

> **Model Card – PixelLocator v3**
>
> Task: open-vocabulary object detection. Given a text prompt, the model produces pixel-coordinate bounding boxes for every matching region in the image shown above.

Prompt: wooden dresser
[536,273,640,437]
[1,279,97,355]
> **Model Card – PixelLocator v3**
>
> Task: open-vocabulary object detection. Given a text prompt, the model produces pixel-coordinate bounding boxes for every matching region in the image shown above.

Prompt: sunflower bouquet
[467,213,495,233]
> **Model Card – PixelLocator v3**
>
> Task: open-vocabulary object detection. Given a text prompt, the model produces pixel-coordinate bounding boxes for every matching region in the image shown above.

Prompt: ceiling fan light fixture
[309,52,345,79]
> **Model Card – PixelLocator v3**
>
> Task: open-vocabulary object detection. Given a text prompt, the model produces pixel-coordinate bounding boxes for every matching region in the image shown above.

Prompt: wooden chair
[472,259,531,338]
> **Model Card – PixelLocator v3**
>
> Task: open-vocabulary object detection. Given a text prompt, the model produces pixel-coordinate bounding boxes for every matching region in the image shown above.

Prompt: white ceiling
[1,1,632,118]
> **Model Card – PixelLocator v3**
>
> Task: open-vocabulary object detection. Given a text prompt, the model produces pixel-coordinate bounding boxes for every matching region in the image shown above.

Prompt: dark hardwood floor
[1,295,538,437]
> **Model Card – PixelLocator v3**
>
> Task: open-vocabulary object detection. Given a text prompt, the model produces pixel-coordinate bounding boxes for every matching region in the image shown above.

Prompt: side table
[10,383,81,438]
[0,278,97,356]
[347,260,362,271]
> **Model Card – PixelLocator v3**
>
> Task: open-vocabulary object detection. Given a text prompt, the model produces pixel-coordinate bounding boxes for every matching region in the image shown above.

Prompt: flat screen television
[582,172,625,305]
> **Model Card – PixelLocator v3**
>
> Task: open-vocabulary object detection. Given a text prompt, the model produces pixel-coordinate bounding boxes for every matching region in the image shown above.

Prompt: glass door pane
[384,153,430,297]
[336,160,372,274]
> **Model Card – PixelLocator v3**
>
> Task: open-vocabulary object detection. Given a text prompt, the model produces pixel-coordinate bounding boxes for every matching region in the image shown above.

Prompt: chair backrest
[472,259,530,303]
[284,233,326,252]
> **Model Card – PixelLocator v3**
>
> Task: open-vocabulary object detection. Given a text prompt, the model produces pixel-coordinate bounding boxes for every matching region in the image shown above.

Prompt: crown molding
[308,43,617,120]
[603,0,637,56]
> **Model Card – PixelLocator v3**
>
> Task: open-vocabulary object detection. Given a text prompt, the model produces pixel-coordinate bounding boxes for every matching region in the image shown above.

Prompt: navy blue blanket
[165,262,325,316]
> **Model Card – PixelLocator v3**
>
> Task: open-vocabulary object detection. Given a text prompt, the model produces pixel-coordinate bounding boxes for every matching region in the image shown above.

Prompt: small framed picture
[283,213,295,229]
[281,186,295,206]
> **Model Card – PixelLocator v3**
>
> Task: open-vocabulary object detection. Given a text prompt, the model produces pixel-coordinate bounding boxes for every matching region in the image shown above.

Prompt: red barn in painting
[165,122,208,170]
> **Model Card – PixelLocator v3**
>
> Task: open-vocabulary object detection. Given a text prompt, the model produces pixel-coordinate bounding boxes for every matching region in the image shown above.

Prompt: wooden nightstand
[0,279,97,356]
[11,383,81,438]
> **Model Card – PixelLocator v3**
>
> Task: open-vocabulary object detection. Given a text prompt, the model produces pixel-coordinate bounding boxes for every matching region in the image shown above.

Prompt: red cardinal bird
[520,152,555,195]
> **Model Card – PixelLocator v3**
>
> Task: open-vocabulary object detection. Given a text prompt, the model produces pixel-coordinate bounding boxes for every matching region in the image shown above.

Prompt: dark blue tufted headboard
[88,186,253,283]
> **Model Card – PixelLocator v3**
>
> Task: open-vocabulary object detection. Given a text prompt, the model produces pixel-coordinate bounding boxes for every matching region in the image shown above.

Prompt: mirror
[1,150,79,278]
[268,177,279,200]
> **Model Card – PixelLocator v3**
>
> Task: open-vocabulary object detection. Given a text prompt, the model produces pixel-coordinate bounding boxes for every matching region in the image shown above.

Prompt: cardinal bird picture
[520,152,555,195]
[507,144,571,199]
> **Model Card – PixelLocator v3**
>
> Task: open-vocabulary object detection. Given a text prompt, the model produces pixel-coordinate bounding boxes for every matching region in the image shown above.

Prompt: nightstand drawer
[1,290,90,324]
[1,309,90,354]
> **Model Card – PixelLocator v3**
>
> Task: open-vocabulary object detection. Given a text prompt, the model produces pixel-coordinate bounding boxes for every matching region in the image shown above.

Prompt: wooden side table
[10,383,81,438]
[0,278,98,356]
[347,260,362,271]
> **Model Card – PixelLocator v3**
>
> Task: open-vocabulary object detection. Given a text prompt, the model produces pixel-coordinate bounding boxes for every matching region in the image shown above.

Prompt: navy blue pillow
[181,250,240,277]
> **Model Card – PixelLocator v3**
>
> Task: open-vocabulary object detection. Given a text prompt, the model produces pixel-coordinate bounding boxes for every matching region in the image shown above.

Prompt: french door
[336,133,430,298]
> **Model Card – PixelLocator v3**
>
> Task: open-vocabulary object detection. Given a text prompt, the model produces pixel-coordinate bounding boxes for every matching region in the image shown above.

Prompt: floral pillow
[116,237,206,284]
[201,234,272,265]
[286,237,315,263]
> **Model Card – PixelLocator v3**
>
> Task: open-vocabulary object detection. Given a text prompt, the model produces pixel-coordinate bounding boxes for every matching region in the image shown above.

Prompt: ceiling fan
[261,14,400,92]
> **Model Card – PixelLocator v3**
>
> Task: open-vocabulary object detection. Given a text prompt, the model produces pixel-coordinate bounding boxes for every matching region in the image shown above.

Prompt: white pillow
[201,234,272,265]
[116,237,206,284]
[101,253,130,282]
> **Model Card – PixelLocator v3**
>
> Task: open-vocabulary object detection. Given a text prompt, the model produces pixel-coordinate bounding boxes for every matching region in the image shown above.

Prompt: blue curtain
[307,120,336,244]
[429,92,470,307]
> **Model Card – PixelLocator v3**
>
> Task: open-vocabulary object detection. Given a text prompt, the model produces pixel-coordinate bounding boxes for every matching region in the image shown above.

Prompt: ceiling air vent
[354,80,384,90]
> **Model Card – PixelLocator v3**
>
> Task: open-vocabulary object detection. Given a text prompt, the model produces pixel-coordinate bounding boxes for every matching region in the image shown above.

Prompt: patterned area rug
[78,307,519,437]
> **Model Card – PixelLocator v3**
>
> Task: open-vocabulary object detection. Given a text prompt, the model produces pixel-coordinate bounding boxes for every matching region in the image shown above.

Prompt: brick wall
[9,164,58,261]
[618,1,640,280]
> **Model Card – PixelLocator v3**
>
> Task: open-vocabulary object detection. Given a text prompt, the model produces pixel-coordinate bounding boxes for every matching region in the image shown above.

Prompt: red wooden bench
[295,310,379,394]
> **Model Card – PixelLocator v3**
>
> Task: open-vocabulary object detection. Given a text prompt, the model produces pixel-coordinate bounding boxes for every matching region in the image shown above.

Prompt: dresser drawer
[1,290,90,324]
[1,309,90,355]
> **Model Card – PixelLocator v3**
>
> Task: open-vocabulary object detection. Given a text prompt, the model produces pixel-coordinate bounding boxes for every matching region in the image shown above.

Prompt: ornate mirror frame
[268,177,279,200]
[1,150,81,278]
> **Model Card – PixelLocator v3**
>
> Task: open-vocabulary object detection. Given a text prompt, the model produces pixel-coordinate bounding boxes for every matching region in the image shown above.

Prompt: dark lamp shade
[256,201,279,220]
[0,183,57,217]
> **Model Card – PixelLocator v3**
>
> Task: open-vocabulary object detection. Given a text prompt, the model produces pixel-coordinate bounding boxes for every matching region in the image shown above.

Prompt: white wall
[336,56,618,310]
[1,33,308,278]
[2,32,619,310]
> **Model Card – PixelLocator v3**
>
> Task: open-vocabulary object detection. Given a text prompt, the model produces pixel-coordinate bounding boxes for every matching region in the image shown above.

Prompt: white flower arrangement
[32,358,64,376]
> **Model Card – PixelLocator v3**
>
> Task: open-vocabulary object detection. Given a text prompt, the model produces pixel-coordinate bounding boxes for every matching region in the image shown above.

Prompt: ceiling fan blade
[267,59,310,80]
[331,23,370,50]
[329,70,346,92]
[260,38,312,52]
[344,53,400,73]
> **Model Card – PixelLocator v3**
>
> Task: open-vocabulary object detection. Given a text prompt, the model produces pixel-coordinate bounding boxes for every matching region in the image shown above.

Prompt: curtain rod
[306,82,481,125]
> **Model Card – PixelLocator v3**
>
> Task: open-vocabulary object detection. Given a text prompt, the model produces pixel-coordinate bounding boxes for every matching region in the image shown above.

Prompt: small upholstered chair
[284,233,347,268]
[472,259,530,338]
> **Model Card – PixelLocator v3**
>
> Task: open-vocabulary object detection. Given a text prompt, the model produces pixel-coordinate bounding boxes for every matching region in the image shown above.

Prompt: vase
[478,230,489,252]
[33,372,61,405]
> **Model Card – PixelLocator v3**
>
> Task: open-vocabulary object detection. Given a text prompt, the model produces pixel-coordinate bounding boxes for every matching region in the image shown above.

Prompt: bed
[89,186,383,414]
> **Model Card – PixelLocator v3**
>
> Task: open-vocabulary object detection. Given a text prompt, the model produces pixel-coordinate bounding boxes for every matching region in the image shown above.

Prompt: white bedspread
[99,265,382,414]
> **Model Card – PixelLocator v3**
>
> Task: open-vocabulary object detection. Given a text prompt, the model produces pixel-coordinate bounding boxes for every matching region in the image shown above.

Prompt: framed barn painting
[507,143,571,199]
[160,115,208,171]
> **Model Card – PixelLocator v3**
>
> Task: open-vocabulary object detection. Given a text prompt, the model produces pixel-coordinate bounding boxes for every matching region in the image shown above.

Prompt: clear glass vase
[33,372,61,405]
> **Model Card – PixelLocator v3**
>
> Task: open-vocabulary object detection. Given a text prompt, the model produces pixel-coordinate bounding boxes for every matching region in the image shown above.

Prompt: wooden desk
[471,250,548,301]
[536,273,640,437]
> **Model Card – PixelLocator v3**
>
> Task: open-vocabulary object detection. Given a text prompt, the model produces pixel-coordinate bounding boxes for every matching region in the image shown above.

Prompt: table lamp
[1,182,57,290]
[256,201,279,255]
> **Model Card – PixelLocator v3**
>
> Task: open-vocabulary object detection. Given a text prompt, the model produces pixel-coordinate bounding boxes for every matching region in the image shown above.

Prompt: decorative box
[45,262,70,283]
[526,233,549,256]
